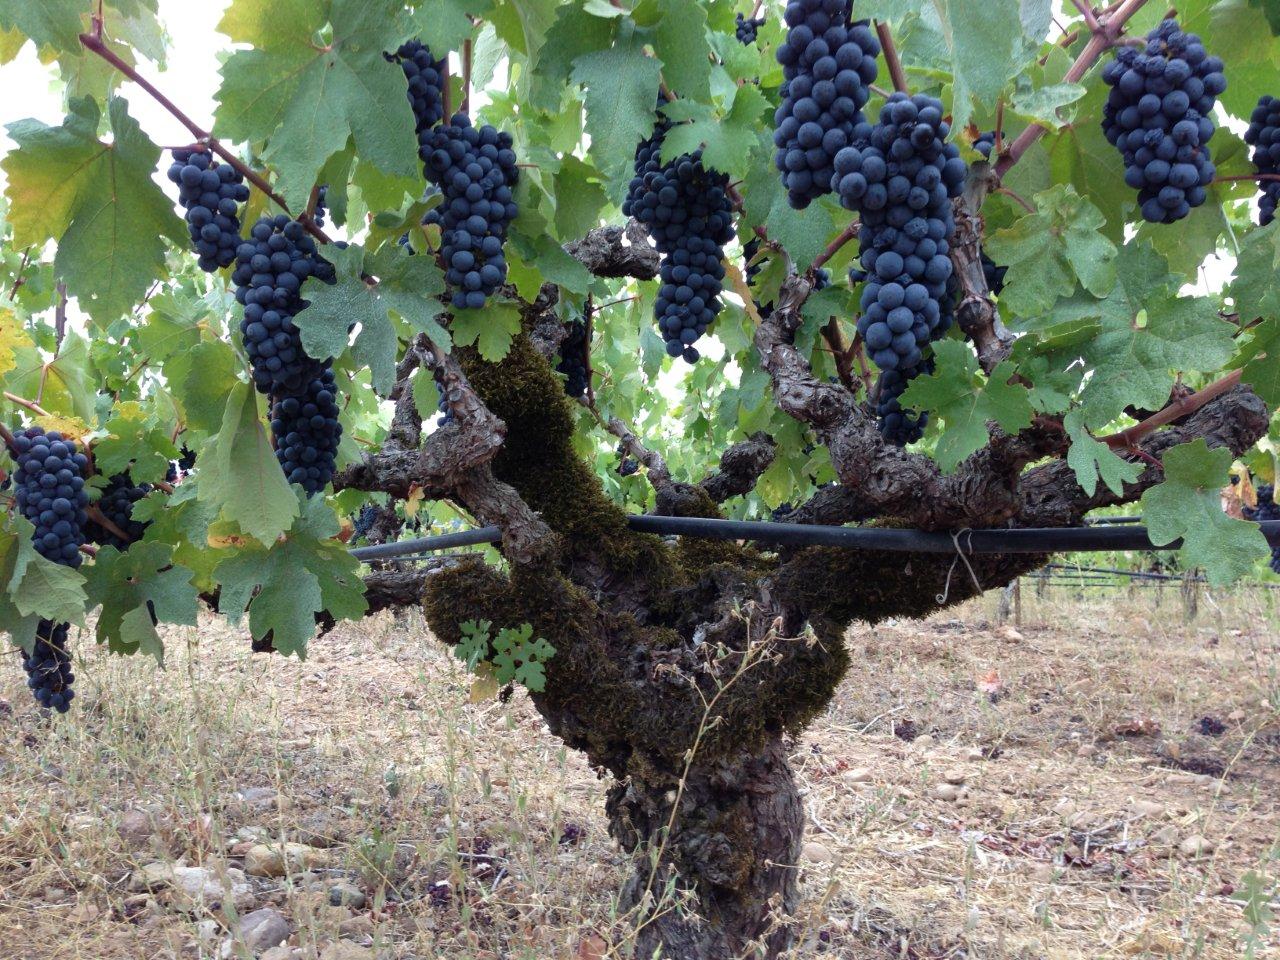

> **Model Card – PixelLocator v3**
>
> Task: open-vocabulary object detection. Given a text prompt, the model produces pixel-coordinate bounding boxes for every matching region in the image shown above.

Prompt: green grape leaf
[1141,439,1269,585]
[899,344,1034,472]
[3,97,180,327]
[174,339,242,435]
[215,0,419,210]
[0,518,87,642]
[0,0,85,54]
[935,0,1026,131]
[742,131,833,269]
[1063,410,1143,498]
[450,300,523,362]
[213,495,367,656]
[1230,219,1280,326]
[985,185,1117,318]
[92,400,179,484]
[298,244,447,397]
[455,618,493,669]
[1239,318,1280,405]
[405,0,492,53]
[661,84,769,179]
[81,542,198,661]
[648,0,711,101]
[530,2,615,111]
[197,381,298,545]
[552,156,608,241]
[571,20,662,186]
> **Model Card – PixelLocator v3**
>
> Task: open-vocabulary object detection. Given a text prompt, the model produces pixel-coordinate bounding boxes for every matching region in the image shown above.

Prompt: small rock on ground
[328,881,366,910]
[244,842,328,878]
[1180,834,1216,857]
[320,943,375,960]
[801,841,835,863]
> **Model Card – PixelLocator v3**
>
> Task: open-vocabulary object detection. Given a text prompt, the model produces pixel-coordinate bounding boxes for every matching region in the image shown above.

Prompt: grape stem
[1071,0,1103,33]
[0,422,14,449]
[1214,173,1280,184]
[995,0,1150,179]
[1101,369,1243,450]
[461,39,473,115]
[995,186,1036,213]
[79,543,98,558]
[85,503,133,545]
[76,31,334,245]
[6,247,32,299]
[3,391,51,419]
[874,21,909,94]
[820,318,858,393]
[812,220,859,271]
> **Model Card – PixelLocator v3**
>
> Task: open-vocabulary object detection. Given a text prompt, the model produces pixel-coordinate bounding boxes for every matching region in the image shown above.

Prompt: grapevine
[165,148,249,272]
[1100,19,1225,224]
[556,316,590,399]
[772,0,880,209]
[85,473,151,550]
[1244,95,1280,226]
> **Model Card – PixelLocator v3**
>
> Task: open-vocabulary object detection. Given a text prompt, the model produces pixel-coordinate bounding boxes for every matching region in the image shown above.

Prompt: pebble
[320,943,375,960]
[129,862,175,892]
[842,767,872,784]
[1130,799,1165,819]
[230,907,290,954]
[942,769,966,785]
[170,865,254,912]
[1150,825,1180,847]
[1179,834,1216,857]
[328,881,367,910]
[118,809,160,846]
[232,787,289,813]
[196,919,220,945]
[932,783,962,802]
[801,841,835,863]
[338,913,375,938]
[244,842,328,878]
[960,747,985,762]
[262,949,303,960]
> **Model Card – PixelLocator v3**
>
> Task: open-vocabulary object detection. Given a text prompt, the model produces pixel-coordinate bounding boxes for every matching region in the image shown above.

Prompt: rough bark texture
[338,223,1271,960]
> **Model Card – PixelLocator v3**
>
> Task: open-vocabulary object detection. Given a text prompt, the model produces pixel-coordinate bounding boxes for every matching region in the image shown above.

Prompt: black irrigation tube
[349,516,1280,562]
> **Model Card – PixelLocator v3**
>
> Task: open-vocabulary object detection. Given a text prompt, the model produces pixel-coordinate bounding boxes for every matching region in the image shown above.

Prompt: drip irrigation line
[1083,516,1142,525]
[349,516,1280,562]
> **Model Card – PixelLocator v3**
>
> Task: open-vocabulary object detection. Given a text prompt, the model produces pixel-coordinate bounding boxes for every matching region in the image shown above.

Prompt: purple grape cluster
[166,148,249,272]
[12,427,89,568]
[232,215,335,397]
[269,366,342,496]
[556,317,590,398]
[389,40,448,136]
[420,115,520,310]
[736,12,764,45]
[24,620,75,713]
[773,0,880,209]
[1245,95,1280,225]
[85,473,151,550]
[834,93,966,443]
[624,101,732,362]
[1101,19,1225,224]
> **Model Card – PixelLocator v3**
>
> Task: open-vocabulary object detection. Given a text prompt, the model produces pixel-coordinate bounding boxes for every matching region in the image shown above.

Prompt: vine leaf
[0,0,85,54]
[298,244,447,397]
[213,496,367,657]
[571,20,662,188]
[742,131,833,269]
[899,344,1033,472]
[406,0,492,53]
[529,1,614,111]
[92,401,179,485]
[661,85,769,180]
[645,0,712,101]
[985,185,1117,318]
[0,518,86,648]
[81,542,199,662]
[3,97,181,327]
[1063,410,1142,498]
[197,382,298,546]
[451,300,523,361]
[1141,439,1269,585]
[215,0,420,210]
[934,0,1028,131]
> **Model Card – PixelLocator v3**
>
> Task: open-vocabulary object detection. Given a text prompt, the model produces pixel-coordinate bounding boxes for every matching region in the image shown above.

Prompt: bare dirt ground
[1,582,1278,959]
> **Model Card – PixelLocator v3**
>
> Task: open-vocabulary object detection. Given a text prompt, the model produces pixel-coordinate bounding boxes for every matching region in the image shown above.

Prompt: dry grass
[1,583,1278,959]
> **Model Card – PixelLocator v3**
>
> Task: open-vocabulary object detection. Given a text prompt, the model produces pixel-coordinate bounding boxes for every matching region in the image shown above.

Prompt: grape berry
[1243,484,1280,575]
[1101,19,1225,224]
[389,40,448,136]
[773,0,880,209]
[166,149,250,272]
[1244,95,1280,226]
[736,12,764,45]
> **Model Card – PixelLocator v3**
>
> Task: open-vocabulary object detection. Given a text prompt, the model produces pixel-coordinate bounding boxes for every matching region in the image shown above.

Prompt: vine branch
[1101,370,1244,450]
[874,22,908,94]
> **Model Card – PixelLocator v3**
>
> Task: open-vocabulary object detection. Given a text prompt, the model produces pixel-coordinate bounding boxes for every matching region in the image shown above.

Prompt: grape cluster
[835,94,965,443]
[12,427,89,568]
[313,185,330,228]
[85,473,151,550]
[1244,96,1280,226]
[166,149,249,272]
[420,115,519,310]
[353,504,379,542]
[389,40,447,136]
[1101,19,1225,224]
[178,446,197,472]
[875,359,932,446]
[1243,484,1280,575]
[624,107,733,362]
[736,12,764,45]
[773,0,880,209]
[974,130,996,159]
[269,366,342,496]
[24,620,75,713]
[556,318,590,398]
[232,215,335,396]
[982,251,1007,296]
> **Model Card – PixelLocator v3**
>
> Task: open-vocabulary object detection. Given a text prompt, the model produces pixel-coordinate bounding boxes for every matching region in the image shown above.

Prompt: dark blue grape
[773,1,880,209]
[388,40,447,136]
[736,12,764,45]
[269,366,342,496]
[85,473,151,550]
[165,148,248,271]
[556,316,591,398]
[1101,19,1223,224]
[1245,95,1280,226]
[23,620,75,713]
